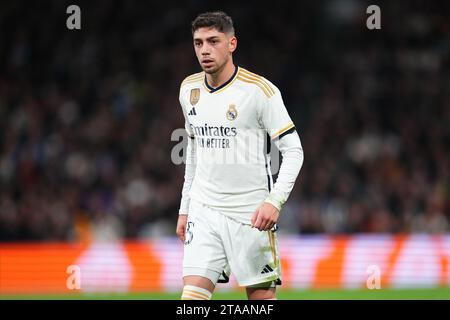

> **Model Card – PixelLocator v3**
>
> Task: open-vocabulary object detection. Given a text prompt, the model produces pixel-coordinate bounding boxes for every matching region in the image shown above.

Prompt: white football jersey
[179,66,296,225]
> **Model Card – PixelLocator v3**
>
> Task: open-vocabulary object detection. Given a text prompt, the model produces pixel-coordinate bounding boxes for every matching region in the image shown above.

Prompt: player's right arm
[176,214,188,243]
[176,85,197,243]
[176,135,196,242]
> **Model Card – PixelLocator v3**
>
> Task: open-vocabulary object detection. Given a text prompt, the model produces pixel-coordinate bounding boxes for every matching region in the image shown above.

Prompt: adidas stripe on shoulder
[181,72,204,87]
[237,68,276,98]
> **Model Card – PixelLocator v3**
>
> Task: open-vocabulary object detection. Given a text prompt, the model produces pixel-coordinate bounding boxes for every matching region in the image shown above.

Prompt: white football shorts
[182,198,282,287]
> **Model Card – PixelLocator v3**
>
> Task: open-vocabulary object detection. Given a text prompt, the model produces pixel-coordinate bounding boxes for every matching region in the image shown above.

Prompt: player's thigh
[183,201,228,286]
[223,221,281,287]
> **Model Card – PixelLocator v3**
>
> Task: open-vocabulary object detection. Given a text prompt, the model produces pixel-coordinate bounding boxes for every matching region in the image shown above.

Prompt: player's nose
[201,44,211,55]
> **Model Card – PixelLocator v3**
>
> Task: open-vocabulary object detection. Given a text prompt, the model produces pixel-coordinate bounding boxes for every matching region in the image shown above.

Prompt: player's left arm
[252,85,304,231]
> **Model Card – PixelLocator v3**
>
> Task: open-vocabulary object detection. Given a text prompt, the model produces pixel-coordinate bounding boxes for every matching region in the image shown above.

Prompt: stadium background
[0,0,449,299]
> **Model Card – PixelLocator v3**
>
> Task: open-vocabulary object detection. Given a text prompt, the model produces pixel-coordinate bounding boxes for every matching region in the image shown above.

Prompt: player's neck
[206,61,236,88]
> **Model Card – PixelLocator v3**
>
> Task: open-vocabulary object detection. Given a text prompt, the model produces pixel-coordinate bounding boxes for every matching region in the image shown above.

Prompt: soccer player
[176,11,304,300]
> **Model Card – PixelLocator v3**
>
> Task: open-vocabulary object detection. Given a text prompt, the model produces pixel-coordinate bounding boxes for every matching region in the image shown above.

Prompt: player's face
[193,27,237,74]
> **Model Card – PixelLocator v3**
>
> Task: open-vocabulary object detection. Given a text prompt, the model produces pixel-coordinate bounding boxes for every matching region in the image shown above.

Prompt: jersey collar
[203,65,239,93]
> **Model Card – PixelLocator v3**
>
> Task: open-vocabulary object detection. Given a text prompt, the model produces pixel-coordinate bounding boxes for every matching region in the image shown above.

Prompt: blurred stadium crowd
[0,0,448,241]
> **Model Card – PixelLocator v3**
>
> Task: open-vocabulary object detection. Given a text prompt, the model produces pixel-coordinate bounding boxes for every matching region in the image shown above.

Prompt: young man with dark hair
[176,11,304,300]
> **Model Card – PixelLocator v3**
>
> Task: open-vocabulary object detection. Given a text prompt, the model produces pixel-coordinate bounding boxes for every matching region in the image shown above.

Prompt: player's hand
[251,202,279,231]
[176,214,188,243]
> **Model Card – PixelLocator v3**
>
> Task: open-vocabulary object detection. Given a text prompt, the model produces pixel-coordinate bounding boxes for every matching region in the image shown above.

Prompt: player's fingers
[258,217,267,231]
[262,221,272,231]
[176,225,185,243]
[258,215,270,231]
[262,219,273,231]
[259,211,275,231]
[262,214,277,231]
[254,214,264,230]
[268,216,278,230]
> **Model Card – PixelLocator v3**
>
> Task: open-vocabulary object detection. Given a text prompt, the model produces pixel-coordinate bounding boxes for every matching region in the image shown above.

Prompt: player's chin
[202,64,218,74]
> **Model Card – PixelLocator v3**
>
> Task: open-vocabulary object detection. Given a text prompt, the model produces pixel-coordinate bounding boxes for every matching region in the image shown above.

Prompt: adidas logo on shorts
[261,264,274,274]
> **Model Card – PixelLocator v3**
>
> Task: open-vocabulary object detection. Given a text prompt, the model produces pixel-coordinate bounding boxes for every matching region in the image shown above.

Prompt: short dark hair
[191,11,235,35]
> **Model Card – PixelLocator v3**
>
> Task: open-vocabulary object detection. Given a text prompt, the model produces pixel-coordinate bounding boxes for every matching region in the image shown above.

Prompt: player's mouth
[201,59,214,66]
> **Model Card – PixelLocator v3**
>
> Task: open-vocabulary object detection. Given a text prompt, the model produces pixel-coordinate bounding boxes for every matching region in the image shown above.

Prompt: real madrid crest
[190,88,200,105]
[226,104,238,121]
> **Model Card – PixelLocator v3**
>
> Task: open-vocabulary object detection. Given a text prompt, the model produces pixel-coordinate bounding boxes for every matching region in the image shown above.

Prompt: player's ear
[228,36,237,53]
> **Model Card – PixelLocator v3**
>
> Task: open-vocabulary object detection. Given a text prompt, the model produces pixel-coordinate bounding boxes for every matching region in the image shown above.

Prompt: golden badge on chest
[190,88,200,106]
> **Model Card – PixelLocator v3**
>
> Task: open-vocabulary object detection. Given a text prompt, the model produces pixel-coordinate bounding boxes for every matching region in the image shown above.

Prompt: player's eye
[194,41,202,47]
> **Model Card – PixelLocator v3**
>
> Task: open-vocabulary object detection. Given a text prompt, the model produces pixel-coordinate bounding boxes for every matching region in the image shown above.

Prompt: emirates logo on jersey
[226,104,238,121]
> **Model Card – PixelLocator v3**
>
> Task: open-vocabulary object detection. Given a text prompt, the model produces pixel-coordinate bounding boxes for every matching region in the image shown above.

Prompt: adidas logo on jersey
[261,264,274,274]
[188,107,197,116]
